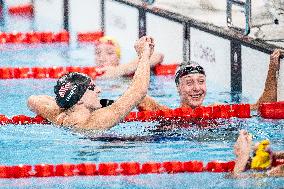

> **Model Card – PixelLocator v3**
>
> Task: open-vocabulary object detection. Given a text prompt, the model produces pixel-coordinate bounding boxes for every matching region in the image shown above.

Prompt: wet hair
[175,61,206,85]
[54,72,91,109]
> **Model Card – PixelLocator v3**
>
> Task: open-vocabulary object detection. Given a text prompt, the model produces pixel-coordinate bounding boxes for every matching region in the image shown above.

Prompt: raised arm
[99,52,164,79]
[27,95,61,123]
[251,49,282,110]
[85,36,154,130]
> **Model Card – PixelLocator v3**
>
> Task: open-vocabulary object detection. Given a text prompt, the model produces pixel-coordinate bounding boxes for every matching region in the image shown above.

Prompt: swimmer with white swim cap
[27,36,155,131]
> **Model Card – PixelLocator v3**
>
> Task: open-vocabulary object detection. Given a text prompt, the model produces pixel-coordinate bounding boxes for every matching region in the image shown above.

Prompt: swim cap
[175,61,206,85]
[251,139,271,170]
[96,36,121,58]
[54,72,91,109]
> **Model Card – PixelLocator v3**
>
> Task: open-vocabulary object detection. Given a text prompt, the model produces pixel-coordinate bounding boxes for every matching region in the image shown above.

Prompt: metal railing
[226,0,251,35]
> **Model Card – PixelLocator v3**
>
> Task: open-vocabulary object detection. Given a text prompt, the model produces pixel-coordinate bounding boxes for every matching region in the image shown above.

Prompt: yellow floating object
[251,139,271,170]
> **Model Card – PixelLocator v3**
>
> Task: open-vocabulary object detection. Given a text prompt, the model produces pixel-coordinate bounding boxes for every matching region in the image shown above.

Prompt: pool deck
[138,0,284,49]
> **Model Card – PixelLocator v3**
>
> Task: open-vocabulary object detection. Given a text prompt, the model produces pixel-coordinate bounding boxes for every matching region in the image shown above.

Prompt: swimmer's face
[80,81,102,110]
[177,74,206,109]
[95,43,120,67]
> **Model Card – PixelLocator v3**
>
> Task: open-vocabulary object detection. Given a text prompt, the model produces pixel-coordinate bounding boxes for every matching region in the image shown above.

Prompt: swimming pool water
[0,72,283,188]
[0,1,283,188]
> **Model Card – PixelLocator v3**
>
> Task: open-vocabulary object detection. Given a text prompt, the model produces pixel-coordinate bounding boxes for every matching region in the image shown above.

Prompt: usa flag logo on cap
[59,82,71,97]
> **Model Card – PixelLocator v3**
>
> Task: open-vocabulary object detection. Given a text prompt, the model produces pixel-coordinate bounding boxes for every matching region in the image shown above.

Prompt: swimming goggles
[175,64,205,84]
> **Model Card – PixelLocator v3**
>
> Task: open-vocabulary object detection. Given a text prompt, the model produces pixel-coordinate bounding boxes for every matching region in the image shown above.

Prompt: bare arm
[130,52,164,68]
[99,52,164,79]
[251,49,282,110]
[84,36,154,130]
[27,95,61,123]
[137,95,169,111]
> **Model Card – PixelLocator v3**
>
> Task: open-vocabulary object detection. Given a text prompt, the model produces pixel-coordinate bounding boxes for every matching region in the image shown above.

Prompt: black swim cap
[175,61,205,85]
[54,72,91,109]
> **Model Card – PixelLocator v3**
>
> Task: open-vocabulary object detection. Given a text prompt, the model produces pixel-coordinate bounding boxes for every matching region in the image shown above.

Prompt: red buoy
[259,101,284,119]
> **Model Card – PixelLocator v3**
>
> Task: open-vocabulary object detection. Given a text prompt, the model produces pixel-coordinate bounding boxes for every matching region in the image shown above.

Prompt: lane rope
[0,100,282,121]
[1,159,283,179]
[0,64,176,79]
[0,160,233,178]
[0,66,105,79]
[0,31,69,44]
[0,31,104,44]
[8,4,33,16]
[0,104,252,125]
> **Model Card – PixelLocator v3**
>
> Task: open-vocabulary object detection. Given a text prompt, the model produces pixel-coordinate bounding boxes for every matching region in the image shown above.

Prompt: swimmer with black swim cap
[136,61,207,111]
[138,49,280,112]
[27,35,155,131]
[174,61,206,85]
[54,72,114,110]
[174,61,207,109]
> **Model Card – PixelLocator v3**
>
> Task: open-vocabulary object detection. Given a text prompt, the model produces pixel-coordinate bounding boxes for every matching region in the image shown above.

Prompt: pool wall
[5,0,284,103]
[101,0,284,103]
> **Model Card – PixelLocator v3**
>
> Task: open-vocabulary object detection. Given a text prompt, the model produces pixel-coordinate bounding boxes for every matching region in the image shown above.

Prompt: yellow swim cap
[97,36,121,58]
[251,139,271,170]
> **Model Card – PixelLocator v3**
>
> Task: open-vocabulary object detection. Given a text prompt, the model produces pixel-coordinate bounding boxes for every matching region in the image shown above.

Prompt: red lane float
[98,162,119,175]
[77,32,104,42]
[2,101,283,125]
[0,31,69,44]
[34,164,54,177]
[124,104,251,123]
[205,161,235,172]
[0,104,251,126]
[153,64,178,75]
[0,115,49,125]
[55,164,76,177]
[141,162,161,174]
[1,159,284,179]
[76,163,97,175]
[7,102,284,124]
[8,4,33,16]
[0,31,105,44]
[0,115,9,125]
[120,162,140,175]
[0,160,235,179]
[0,66,105,79]
[0,64,180,80]
[162,161,184,173]
[259,101,284,119]
[183,161,203,172]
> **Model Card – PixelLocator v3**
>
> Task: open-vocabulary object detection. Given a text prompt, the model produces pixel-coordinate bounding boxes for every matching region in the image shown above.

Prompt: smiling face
[177,74,207,109]
[95,43,120,67]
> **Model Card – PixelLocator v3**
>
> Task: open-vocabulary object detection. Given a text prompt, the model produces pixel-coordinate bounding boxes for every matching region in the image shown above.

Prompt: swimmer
[231,129,284,178]
[94,36,164,78]
[137,49,282,111]
[27,36,155,131]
